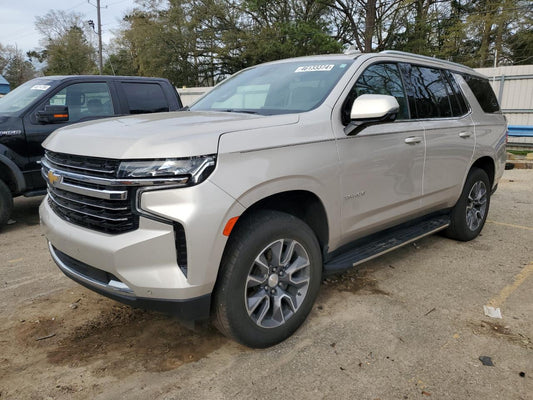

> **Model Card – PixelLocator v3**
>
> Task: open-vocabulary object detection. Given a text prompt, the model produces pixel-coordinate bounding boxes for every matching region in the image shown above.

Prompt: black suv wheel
[0,180,13,227]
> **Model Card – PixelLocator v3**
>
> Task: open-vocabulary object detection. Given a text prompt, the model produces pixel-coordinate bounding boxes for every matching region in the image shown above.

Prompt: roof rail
[379,50,475,72]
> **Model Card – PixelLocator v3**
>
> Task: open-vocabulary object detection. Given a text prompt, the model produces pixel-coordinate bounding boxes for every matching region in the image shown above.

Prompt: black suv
[0,75,182,226]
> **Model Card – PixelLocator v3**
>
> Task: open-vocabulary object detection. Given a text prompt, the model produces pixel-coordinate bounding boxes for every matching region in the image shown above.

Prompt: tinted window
[410,66,453,118]
[122,83,169,114]
[0,79,57,114]
[444,70,468,116]
[462,74,500,113]
[48,82,114,123]
[342,63,409,124]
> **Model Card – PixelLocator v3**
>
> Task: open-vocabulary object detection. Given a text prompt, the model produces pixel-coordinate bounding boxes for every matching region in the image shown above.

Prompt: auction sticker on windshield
[31,85,51,91]
[295,65,335,73]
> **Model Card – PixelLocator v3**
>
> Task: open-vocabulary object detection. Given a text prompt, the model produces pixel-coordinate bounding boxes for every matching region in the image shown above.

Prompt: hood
[43,111,299,159]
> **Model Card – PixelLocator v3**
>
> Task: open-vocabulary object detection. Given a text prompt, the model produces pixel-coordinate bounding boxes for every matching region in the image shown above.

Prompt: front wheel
[213,210,322,348]
[446,168,490,241]
[0,180,13,227]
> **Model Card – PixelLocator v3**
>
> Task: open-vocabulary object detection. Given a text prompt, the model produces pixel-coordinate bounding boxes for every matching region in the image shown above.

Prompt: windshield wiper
[223,109,260,115]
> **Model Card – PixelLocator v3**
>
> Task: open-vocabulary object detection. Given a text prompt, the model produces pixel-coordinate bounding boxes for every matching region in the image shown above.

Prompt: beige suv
[40,51,506,348]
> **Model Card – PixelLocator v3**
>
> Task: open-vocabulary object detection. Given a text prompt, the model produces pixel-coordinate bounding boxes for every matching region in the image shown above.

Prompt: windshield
[0,79,57,115]
[191,59,354,115]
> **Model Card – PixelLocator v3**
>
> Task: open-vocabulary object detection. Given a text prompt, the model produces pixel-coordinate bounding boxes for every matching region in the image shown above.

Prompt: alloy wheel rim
[466,180,487,231]
[245,239,311,328]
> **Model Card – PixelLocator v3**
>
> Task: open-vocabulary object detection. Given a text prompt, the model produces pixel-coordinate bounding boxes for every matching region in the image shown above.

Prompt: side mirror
[344,94,399,136]
[36,105,69,124]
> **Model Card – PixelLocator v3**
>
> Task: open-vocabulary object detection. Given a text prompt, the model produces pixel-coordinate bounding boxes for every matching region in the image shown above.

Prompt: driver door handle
[459,131,472,138]
[404,136,422,144]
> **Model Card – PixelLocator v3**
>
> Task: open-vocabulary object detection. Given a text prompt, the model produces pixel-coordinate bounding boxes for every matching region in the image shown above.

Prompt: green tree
[509,29,533,65]
[233,0,342,63]
[44,26,97,74]
[32,9,97,75]
[106,0,532,86]
[112,0,342,86]
[0,44,36,88]
[326,0,408,52]
[103,49,139,76]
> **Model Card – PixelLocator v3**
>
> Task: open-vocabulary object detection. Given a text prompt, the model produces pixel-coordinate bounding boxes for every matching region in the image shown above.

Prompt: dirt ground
[0,170,532,400]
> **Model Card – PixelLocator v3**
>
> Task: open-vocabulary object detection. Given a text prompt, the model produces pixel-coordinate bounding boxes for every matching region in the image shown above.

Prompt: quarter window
[462,74,500,113]
[342,63,409,124]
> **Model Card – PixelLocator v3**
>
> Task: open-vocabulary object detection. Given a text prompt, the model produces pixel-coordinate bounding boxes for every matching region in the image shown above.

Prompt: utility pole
[96,0,103,74]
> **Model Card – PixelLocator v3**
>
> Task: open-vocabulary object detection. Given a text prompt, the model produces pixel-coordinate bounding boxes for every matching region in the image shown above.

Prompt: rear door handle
[404,136,422,144]
[459,131,472,138]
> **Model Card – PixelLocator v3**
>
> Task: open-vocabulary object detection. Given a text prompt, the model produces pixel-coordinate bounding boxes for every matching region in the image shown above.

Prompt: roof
[0,75,9,86]
[257,51,480,77]
[32,75,171,83]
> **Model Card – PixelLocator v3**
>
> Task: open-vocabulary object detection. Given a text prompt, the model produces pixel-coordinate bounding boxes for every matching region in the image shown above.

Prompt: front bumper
[49,243,211,320]
[40,179,245,318]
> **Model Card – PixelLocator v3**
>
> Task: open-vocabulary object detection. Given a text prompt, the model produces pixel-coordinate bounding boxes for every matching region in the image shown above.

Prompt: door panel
[334,121,425,245]
[420,116,475,209]
[404,66,476,209]
[23,82,114,172]
[332,60,426,246]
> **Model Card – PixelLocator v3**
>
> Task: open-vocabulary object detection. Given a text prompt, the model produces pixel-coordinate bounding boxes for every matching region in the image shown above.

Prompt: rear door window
[121,82,169,114]
[410,66,453,119]
[444,71,469,116]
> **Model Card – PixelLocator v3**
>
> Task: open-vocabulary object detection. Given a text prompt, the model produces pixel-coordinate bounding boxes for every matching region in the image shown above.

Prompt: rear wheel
[213,210,322,348]
[0,180,13,227]
[446,168,490,241]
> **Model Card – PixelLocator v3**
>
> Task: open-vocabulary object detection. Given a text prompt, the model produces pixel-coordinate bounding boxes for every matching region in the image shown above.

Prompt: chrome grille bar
[43,151,139,234]
[48,191,129,222]
[48,186,128,211]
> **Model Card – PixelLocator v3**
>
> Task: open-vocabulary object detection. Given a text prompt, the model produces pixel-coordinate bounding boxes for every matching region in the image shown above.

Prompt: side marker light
[223,216,239,236]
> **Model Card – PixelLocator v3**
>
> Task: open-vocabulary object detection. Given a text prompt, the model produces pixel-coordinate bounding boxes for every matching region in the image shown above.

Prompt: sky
[0,0,135,54]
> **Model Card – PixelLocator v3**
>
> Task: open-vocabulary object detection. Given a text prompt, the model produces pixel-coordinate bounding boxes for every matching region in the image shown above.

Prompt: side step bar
[323,215,450,275]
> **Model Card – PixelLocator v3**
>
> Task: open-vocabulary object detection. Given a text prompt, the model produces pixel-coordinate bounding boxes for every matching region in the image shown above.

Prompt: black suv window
[122,82,169,114]
[462,74,500,113]
[342,63,409,124]
[410,66,453,119]
[48,82,114,123]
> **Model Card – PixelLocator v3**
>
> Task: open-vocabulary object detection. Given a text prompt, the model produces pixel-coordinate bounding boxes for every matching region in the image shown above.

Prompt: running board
[323,215,450,275]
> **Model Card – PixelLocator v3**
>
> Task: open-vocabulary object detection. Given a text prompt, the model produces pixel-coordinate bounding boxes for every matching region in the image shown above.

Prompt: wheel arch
[234,190,329,253]
[0,153,26,195]
[470,156,495,188]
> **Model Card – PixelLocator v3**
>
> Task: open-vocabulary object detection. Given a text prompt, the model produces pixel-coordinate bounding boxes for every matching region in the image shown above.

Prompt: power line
[65,1,88,12]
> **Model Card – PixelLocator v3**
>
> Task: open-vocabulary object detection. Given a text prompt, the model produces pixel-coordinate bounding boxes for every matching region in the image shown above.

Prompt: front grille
[45,150,120,178]
[48,186,137,234]
[45,151,138,234]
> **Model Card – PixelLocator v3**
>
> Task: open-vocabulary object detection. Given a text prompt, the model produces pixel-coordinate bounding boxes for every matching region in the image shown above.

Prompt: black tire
[445,168,490,241]
[213,210,322,348]
[0,180,13,227]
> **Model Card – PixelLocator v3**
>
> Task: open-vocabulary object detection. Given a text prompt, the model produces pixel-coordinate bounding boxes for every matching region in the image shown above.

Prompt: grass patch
[507,150,531,156]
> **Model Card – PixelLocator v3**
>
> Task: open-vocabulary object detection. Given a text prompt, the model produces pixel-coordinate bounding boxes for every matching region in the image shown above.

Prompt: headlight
[117,155,216,184]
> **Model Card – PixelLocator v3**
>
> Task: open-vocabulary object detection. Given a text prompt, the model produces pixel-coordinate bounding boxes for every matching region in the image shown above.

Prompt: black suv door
[22,80,117,189]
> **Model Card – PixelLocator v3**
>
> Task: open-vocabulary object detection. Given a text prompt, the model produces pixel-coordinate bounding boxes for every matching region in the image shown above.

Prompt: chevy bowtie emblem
[47,170,61,186]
